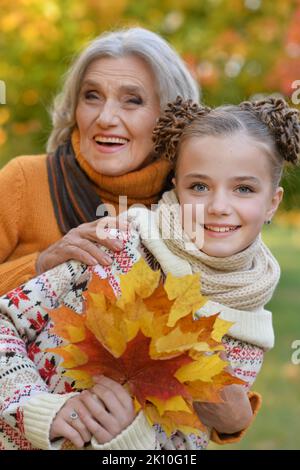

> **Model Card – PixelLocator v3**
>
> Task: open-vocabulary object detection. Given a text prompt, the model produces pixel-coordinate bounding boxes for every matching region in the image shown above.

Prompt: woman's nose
[96,101,119,127]
[207,192,232,216]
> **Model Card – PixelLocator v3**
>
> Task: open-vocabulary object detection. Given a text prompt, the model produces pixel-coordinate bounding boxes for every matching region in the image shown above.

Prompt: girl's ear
[265,186,284,222]
[172,177,176,187]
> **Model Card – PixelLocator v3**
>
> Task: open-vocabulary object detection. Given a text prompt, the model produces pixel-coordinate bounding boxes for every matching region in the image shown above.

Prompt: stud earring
[264,220,271,225]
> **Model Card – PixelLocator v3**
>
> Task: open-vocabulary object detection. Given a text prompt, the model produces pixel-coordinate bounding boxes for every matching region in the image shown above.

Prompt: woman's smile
[93,134,130,154]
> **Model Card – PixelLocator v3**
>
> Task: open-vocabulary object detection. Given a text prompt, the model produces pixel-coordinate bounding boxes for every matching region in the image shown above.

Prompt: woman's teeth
[94,137,128,145]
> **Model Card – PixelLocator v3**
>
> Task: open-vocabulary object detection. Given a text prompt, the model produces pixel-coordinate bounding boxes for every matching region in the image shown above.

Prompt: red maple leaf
[74,331,193,406]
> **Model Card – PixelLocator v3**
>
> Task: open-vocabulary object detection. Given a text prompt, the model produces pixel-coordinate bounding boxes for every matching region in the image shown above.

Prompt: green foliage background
[1,0,300,209]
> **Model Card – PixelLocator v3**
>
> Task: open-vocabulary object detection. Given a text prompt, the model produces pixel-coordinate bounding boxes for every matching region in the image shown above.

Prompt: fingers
[36,216,129,274]
[69,217,128,259]
[68,406,92,444]
[78,377,135,443]
[95,217,128,252]
[96,216,130,232]
[52,420,86,449]
[93,375,134,411]
[65,241,113,266]
[50,399,92,449]
[79,391,119,441]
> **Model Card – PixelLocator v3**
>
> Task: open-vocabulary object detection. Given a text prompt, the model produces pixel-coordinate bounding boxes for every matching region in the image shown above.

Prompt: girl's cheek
[237,200,266,224]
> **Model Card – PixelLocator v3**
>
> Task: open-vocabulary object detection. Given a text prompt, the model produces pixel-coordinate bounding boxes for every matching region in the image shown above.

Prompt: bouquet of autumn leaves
[47,258,243,437]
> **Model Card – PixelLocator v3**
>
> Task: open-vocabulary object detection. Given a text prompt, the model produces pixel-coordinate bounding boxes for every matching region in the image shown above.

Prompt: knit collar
[71,128,172,207]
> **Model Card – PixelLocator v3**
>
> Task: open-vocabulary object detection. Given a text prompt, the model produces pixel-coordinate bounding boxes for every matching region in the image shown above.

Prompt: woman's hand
[50,376,135,449]
[194,384,253,435]
[49,395,93,448]
[79,375,135,445]
[36,217,128,274]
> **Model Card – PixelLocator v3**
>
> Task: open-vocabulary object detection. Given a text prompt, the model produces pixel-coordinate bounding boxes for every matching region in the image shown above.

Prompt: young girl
[125,95,299,445]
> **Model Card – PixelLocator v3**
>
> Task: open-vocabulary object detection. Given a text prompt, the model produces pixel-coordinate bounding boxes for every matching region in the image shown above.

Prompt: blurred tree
[0,0,299,206]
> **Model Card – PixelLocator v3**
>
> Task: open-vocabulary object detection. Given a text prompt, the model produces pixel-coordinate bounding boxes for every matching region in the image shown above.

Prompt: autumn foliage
[47,257,244,436]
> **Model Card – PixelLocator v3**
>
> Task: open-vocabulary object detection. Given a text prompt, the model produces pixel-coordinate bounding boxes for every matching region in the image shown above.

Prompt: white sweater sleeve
[0,260,87,449]
[90,412,158,450]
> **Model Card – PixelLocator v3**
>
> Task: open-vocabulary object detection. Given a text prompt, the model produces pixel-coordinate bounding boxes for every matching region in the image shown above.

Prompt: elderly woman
[0,27,198,296]
[0,27,258,450]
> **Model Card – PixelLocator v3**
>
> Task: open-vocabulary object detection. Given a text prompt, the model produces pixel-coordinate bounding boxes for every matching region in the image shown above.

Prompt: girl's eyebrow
[184,173,260,184]
[184,173,211,180]
[230,176,261,184]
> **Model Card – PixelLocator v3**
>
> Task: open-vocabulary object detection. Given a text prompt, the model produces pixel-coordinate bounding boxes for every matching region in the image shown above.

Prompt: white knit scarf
[130,190,280,311]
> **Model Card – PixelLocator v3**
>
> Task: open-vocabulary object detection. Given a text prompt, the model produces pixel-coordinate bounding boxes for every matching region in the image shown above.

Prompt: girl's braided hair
[240,97,300,165]
[152,96,211,161]
[153,96,300,178]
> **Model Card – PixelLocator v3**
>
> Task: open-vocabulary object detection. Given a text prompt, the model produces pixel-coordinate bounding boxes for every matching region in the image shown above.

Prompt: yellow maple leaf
[175,354,228,383]
[212,317,234,342]
[85,292,127,358]
[147,395,192,416]
[164,273,207,327]
[145,403,205,437]
[154,327,202,354]
[117,257,161,309]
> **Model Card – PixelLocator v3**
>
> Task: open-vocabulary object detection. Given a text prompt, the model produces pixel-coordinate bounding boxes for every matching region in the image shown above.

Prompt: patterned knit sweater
[0,230,263,450]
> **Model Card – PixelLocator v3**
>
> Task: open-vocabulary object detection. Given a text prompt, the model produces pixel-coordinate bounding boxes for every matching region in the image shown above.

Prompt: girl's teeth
[205,225,238,232]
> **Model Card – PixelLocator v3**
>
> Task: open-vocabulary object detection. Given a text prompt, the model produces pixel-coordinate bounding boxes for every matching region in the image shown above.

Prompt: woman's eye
[191,183,208,192]
[236,186,253,194]
[84,91,99,100]
[126,96,143,105]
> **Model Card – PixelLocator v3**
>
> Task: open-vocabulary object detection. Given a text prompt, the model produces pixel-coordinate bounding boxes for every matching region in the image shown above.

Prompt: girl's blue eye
[236,186,253,194]
[191,183,208,192]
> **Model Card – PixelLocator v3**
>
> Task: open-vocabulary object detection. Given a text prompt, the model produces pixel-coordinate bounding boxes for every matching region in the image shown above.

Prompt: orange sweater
[0,149,171,296]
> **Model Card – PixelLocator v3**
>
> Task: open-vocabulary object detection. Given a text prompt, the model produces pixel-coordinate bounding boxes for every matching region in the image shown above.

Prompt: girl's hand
[49,395,93,449]
[36,217,128,274]
[79,375,135,444]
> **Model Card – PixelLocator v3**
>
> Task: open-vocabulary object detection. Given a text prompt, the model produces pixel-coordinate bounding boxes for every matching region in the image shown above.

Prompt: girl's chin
[201,244,243,258]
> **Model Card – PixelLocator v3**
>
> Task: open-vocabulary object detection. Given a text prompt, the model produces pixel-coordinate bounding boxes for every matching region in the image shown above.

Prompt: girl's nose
[207,192,232,216]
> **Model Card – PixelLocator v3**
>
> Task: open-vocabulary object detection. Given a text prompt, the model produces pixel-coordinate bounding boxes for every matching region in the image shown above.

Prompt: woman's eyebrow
[80,79,100,89]
[119,84,144,95]
[80,81,144,95]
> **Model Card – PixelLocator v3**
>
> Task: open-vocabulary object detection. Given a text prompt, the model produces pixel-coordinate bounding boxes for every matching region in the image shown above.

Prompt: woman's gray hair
[47,27,199,152]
